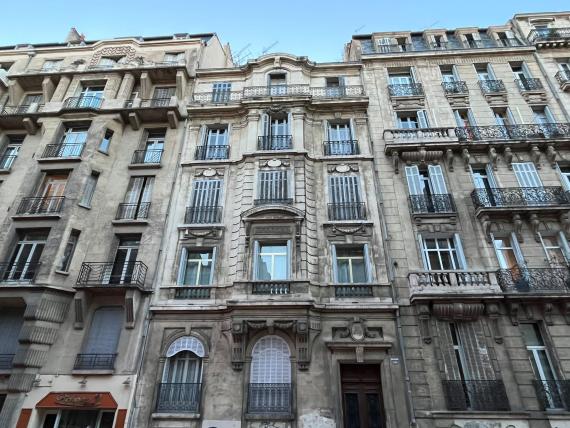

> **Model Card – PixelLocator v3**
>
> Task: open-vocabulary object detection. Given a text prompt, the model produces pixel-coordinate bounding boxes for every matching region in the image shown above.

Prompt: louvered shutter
[453,234,467,269]
[558,231,570,264]
[191,179,222,222]
[428,164,448,194]
[513,162,542,188]
[331,245,338,283]
[456,321,495,380]
[405,166,423,195]
[453,110,464,127]
[556,164,570,191]
[467,109,477,126]
[259,171,288,200]
[0,309,24,355]
[544,106,556,123]
[83,307,124,354]
[418,235,430,269]
[286,112,292,136]
[485,164,498,188]
[511,232,526,267]
[486,64,497,80]
[250,336,291,383]
[418,110,429,128]
[363,243,373,283]
[177,247,188,285]
[261,113,270,137]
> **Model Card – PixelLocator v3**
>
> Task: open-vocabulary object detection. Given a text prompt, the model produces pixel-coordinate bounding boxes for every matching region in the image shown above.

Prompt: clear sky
[1,0,568,63]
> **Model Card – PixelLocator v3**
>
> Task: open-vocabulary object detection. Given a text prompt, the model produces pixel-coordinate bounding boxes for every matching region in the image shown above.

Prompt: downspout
[126,117,188,427]
[360,62,417,427]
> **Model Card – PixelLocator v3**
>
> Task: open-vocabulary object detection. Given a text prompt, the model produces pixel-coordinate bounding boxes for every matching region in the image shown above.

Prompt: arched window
[248,336,292,414]
[158,336,206,413]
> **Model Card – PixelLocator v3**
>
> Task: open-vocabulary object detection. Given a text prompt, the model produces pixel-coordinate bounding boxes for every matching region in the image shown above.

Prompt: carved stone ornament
[89,46,137,66]
[335,164,351,173]
[417,304,432,344]
[462,148,471,171]
[530,144,541,169]
[446,149,454,172]
[488,147,498,170]
[392,151,400,174]
[55,393,102,407]
[267,158,282,167]
[486,303,503,344]
[332,317,382,342]
[504,146,513,169]
[202,168,217,177]
[432,303,485,321]
[261,158,290,168]
[195,168,223,178]
[400,149,443,164]
[512,213,523,242]
[327,163,359,173]
[546,144,558,167]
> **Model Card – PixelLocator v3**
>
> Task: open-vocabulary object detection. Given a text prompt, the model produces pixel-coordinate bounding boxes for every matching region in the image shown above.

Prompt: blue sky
[1,0,568,63]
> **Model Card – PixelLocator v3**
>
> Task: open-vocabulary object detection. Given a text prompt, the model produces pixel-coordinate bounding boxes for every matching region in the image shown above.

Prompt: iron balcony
[442,379,510,411]
[16,196,65,215]
[528,27,570,44]
[0,262,41,284]
[328,202,367,221]
[193,86,364,103]
[76,261,148,288]
[63,96,103,110]
[247,383,292,414]
[497,266,570,293]
[185,206,222,224]
[533,380,570,410]
[456,123,570,141]
[257,135,292,151]
[409,194,455,215]
[0,155,17,170]
[388,83,424,97]
[441,81,468,94]
[471,187,569,209]
[556,70,570,86]
[74,353,117,370]
[478,79,506,93]
[42,143,84,158]
[131,149,163,164]
[0,104,45,115]
[156,383,202,413]
[361,38,523,54]
[115,202,151,220]
[195,145,229,160]
[515,77,544,92]
[323,140,360,156]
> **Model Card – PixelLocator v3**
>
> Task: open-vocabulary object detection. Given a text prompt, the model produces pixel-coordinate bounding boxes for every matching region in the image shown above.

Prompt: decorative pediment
[89,46,137,66]
[326,163,359,174]
[194,167,224,178]
[241,204,305,222]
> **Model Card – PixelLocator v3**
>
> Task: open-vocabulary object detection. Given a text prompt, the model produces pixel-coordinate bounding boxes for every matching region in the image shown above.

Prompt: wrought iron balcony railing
[115,202,151,220]
[310,85,365,98]
[251,281,290,295]
[74,353,117,370]
[156,383,202,413]
[409,270,500,295]
[495,38,523,47]
[16,196,65,215]
[247,383,292,414]
[471,187,568,209]
[76,261,148,287]
[63,96,103,110]
[456,123,570,141]
[515,78,544,91]
[335,284,373,297]
[139,98,171,108]
[361,38,524,54]
[497,266,570,293]
[244,85,310,98]
[441,81,468,94]
[388,83,424,97]
[195,145,229,160]
[174,287,212,299]
[42,143,84,158]
[323,140,359,156]
[0,155,17,170]
[0,354,14,369]
[328,202,367,221]
[185,206,222,224]
[442,380,510,411]
[0,262,41,283]
[478,79,506,93]
[528,27,570,43]
[534,380,570,410]
[556,70,570,85]
[131,149,163,164]
[409,194,456,214]
[254,198,293,206]
[257,135,292,150]
[193,91,243,104]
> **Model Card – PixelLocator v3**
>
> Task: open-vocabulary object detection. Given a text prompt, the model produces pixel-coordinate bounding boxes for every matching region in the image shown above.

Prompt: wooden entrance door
[341,364,384,428]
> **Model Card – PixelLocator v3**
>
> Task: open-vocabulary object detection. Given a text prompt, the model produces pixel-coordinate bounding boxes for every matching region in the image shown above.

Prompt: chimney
[65,27,83,44]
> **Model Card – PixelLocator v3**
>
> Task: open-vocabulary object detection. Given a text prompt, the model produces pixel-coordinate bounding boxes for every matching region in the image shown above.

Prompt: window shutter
[323,120,330,142]
[428,164,448,194]
[253,240,260,280]
[0,309,24,355]
[453,233,467,269]
[436,321,462,381]
[329,175,361,204]
[331,244,338,283]
[467,109,477,126]
[363,243,373,283]
[558,231,570,264]
[486,64,496,80]
[513,162,542,188]
[521,62,533,78]
[83,307,124,354]
[209,247,217,285]
[506,108,517,125]
[349,119,356,141]
[544,106,556,123]
[510,232,526,267]
[418,235,430,269]
[405,165,423,195]
[250,336,291,383]
[410,67,419,83]
[556,163,570,191]
[456,321,495,380]
[451,65,461,81]
[286,239,292,279]
[453,110,464,127]
[485,164,499,188]
[418,110,429,128]
[177,247,188,285]
[261,113,270,137]
[287,112,292,136]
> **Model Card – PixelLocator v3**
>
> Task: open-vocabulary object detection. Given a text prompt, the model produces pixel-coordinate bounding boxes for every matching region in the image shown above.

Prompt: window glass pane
[428,252,442,270]
[351,258,367,282]
[184,250,213,285]
[521,324,543,346]
[424,239,436,249]
[258,244,288,280]
[337,259,351,283]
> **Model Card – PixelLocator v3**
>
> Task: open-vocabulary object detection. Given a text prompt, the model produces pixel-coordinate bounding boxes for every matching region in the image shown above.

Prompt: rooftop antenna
[425,20,440,30]
[354,25,366,33]
[234,43,253,65]
[261,41,279,55]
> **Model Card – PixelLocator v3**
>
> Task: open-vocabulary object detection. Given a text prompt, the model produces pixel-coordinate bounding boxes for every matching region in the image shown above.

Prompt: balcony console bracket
[520,89,548,105]
[128,112,141,130]
[23,117,38,135]
[444,92,469,108]
[167,110,178,129]
[482,91,508,106]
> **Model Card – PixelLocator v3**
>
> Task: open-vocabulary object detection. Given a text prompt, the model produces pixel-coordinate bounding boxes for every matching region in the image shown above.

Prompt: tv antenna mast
[261,41,279,55]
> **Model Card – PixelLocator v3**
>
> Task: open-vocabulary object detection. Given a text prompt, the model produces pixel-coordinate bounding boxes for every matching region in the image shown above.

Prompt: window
[332,245,371,283]
[324,76,346,96]
[268,73,287,95]
[405,164,448,197]
[59,229,80,272]
[328,175,365,220]
[539,232,570,267]
[463,33,482,48]
[17,93,43,113]
[56,125,88,157]
[440,65,459,83]
[532,106,556,128]
[260,112,292,150]
[164,52,184,64]
[492,107,516,126]
[158,336,205,413]
[200,126,229,159]
[0,308,24,368]
[512,162,542,188]
[558,164,570,191]
[99,129,113,153]
[0,135,24,170]
[257,170,290,204]
[496,31,518,47]
[177,248,215,286]
[140,129,165,163]
[419,235,466,270]
[41,59,62,72]
[341,364,384,428]
[79,172,99,208]
[98,57,120,68]
[212,82,232,103]
[325,120,357,155]
[32,174,67,213]
[521,324,560,409]
[389,71,414,85]
[78,86,104,108]
[42,410,115,428]
[76,307,123,370]
[396,110,429,129]
[107,236,140,285]
[3,231,47,282]
[119,176,154,220]
[471,165,498,199]
[152,86,176,106]
[475,63,496,81]
[492,233,524,269]
[187,179,222,223]
[248,336,291,414]
[254,242,290,280]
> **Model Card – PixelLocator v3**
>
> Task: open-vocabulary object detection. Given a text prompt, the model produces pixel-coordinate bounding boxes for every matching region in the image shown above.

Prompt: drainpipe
[360,64,417,427]
[126,117,188,427]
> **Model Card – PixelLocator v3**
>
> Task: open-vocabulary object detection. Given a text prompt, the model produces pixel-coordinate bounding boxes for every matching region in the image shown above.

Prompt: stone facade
[1,10,570,428]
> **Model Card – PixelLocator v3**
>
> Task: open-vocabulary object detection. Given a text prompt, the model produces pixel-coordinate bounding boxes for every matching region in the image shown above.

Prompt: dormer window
[41,60,62,72]
[463,33,481,49]
[268,73,287,95]
[98,57,122,68]
[396,37,410,52]
[433,35,445,49]
[164,52,185,64]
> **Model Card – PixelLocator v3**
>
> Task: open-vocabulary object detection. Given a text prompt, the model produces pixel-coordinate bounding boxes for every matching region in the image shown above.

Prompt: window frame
[419,234,466,270]
[177,247,216,286]
[253,240,291,281]
[332,244,372,284]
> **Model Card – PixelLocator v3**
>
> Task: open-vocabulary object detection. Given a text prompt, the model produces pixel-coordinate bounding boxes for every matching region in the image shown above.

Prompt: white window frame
[419,235,466,270]
[253,241,291,281]
[177,247,216,286]
[332,244,372,284]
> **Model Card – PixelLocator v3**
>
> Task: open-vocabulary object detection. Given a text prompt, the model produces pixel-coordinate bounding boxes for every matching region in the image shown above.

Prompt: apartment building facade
[0,29,230,428]
[346,9,570,428]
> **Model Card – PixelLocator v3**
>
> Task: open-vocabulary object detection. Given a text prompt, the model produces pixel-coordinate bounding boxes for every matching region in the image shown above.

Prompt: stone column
[50,75,72,102]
